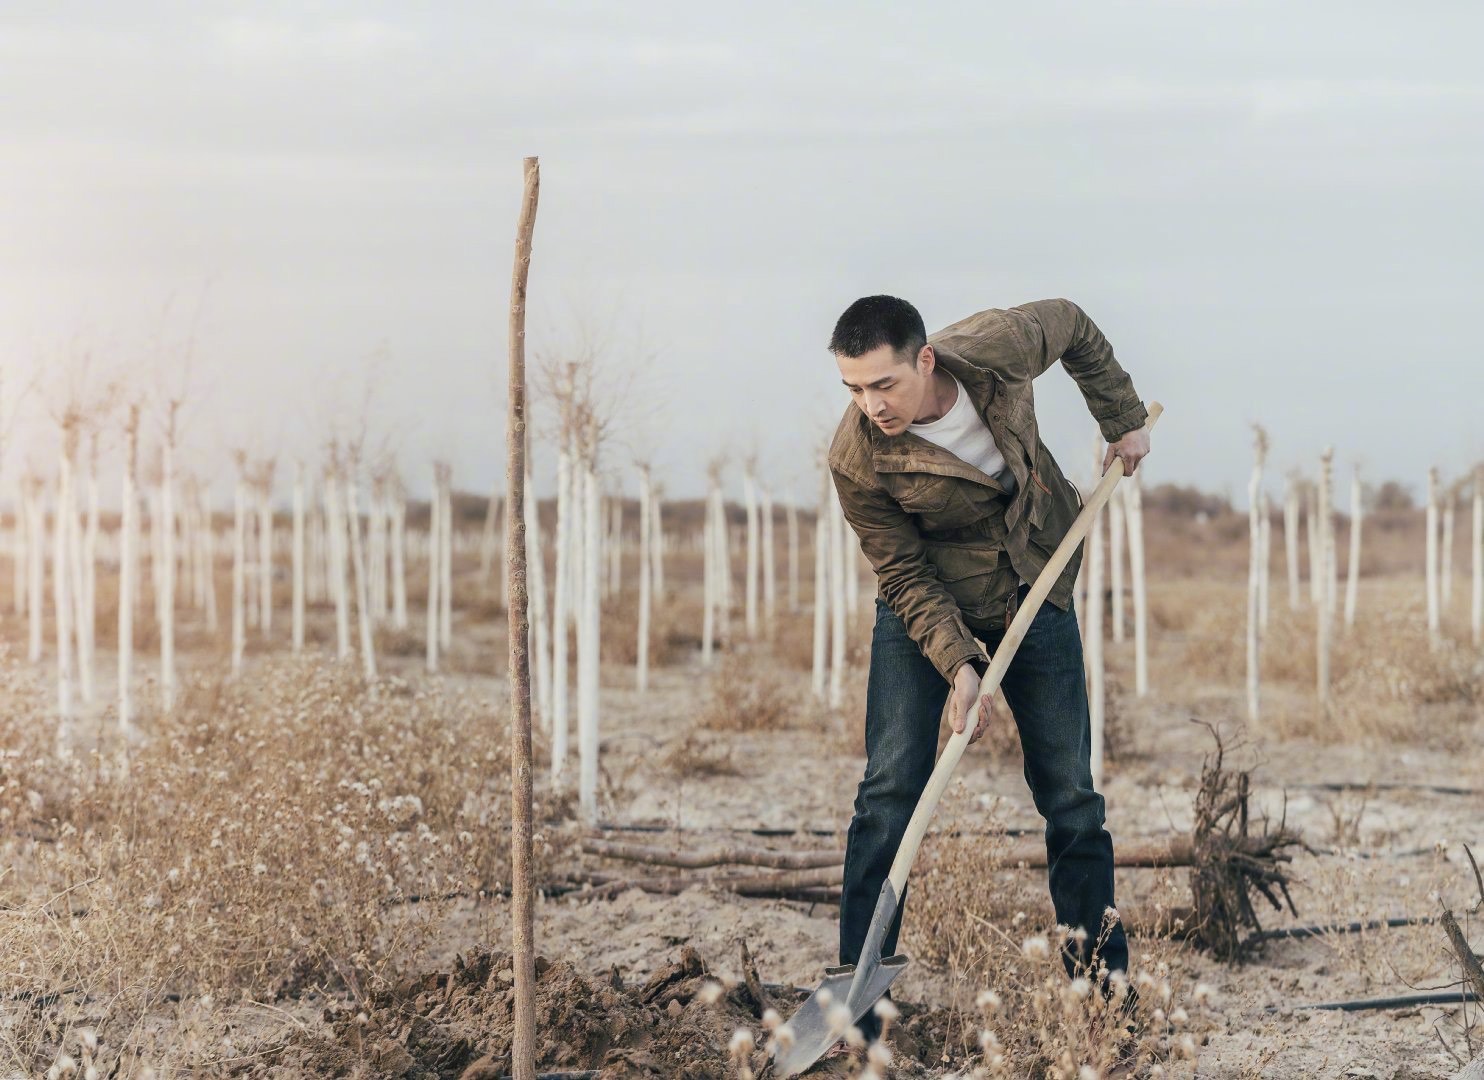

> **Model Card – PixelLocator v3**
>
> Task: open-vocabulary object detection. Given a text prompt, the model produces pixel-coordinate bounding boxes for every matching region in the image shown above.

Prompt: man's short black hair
[828,295,927,362]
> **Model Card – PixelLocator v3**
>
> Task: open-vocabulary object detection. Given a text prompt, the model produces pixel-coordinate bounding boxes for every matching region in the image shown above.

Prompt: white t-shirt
[908,372,1027,586]
[907,372,1008,483]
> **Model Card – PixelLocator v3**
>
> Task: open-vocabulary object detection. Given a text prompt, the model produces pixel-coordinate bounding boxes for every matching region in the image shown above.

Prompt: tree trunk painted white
[232,475,247,675]
[1426,466,1440,644]
[344,469,377,680]
[786,493,800,614]
[200,489,218,633]
[1258,494,1272,630]
[27,483,43,663]
[702,477,718,665]
[636,465,651,693]
[1344,469,1362,628]
[54,453,75,725]
[439,471,453,653]
[160,435,176,711]
[1246,428,1266,726]
[525,471,550,726]
[70,461,94,705]
[551,445,572,779]
[1441,490,1456,609]
[81,457,99,704]
[1109,483,1125,644]
[1316,449,1334,711]
[426,464,442,672]
[743,466,759,638]
[11,483,24,618]
[391,483,408,630]
[828,485,847,710]
[1125,467,1149,698]
[1284,475,1302,610]
[327,472,351,661]
[1472,465,1483,647]
[118,416,138,730]
[811,473,829,701]
[761,485,776,637]
[1305,483,1322,608]
[368,480,386,623]
[718,495,732,642]
[257,479,273,635]
[292,463,305,652]
[649,486,664,603]
[578,460,601,823]
[1088,438,1106,786]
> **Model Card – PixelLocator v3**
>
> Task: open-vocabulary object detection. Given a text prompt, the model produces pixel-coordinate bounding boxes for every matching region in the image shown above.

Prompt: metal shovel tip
[771,954,909,1076]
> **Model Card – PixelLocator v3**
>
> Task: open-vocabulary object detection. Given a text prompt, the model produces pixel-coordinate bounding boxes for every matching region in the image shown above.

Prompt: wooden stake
[505,154,540,1080]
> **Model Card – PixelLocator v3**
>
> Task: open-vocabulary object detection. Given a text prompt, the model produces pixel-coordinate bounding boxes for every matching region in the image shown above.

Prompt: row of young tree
[1245,428,1484,724]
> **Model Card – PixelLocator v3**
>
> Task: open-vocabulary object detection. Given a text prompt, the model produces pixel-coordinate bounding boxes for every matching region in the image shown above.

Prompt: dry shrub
[660,731,742,778]
[697,652,803,731]
[599,593,696,668]
[902,780,1204,1075]
[1168,578,1481,744]
[0,651,572,1075]
[766,608,819,672]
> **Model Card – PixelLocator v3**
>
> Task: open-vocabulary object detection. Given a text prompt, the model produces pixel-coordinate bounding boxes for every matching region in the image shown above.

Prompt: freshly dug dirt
[284,944,960,1078]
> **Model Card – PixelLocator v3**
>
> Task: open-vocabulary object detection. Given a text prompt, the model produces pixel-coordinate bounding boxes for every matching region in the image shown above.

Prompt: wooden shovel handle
[884,402,1164,896]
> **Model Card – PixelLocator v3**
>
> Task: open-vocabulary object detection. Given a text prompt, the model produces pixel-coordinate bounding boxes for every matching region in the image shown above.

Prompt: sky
[1,1,1481,506]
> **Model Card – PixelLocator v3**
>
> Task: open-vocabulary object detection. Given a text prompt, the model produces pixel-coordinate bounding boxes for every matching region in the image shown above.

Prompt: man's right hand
[949,661,994,744]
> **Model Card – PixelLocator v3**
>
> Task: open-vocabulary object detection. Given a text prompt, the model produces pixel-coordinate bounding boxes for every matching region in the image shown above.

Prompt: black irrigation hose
[592,822,1042,838]
[1267,989,1481,1012]
[1295,781,1478,797]
[1247,916,1439,944]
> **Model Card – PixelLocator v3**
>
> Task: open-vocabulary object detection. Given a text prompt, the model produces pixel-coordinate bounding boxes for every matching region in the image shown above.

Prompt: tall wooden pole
[505,155,540,1080]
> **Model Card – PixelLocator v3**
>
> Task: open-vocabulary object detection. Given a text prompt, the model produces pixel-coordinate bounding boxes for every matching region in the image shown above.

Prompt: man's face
[836,343,934,437]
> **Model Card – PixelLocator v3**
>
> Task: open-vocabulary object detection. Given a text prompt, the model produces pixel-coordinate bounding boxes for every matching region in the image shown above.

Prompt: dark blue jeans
[840,583,1128,1030]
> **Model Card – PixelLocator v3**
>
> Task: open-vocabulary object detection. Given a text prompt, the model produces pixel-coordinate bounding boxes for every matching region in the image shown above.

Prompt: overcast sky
[2,2,1481,505]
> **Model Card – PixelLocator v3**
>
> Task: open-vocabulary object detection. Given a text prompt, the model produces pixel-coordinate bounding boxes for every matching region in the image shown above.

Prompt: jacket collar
[865,347,1007,492]
[865,345,1001,451]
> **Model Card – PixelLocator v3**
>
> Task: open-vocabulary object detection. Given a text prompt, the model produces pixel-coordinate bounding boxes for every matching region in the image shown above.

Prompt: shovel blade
[772,954,909,1076]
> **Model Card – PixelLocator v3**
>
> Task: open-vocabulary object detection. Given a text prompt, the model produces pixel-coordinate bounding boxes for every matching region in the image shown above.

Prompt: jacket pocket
[893,474,953,514]
[925,542,1015,624]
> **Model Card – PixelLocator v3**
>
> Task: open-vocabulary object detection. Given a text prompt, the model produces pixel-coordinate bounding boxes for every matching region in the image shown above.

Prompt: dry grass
[696,651,807,732]
[0,652,569,1075]
[898,786,1205,1076]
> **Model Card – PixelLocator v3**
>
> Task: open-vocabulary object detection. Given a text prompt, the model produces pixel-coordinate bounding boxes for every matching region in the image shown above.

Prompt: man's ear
[917,344,936,374]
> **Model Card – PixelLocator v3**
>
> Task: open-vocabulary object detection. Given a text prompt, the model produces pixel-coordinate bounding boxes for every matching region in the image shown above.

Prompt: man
[827,295,1150,1045]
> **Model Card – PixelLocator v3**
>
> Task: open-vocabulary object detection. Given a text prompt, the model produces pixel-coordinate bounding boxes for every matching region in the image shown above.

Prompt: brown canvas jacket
[827,298,1148,683]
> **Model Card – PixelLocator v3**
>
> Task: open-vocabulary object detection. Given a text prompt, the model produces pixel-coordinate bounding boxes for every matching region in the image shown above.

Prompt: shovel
[774,403,1163,1076]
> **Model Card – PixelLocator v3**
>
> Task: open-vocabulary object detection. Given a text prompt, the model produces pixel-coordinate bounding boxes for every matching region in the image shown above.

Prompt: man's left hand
[1102,427,1150,476]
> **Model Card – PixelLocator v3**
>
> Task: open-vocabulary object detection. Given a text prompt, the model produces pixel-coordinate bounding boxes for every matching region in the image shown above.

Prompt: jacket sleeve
[1004,299,1148,443]
[830,465,988,683]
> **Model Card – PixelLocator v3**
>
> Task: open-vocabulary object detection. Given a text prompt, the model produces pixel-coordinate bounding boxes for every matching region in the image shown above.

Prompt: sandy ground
[462,625,1484,1079]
